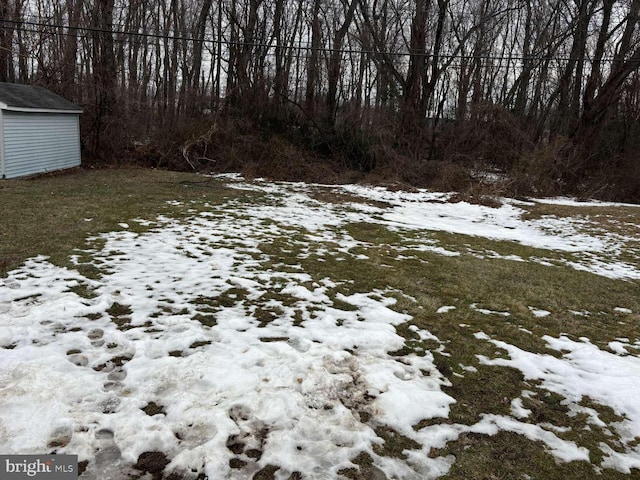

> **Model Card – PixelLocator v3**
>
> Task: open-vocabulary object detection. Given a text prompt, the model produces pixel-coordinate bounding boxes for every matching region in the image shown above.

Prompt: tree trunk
[190,0,213,115]
[91,0,117,154]
[326,0,358,126]
[62,0,83,100]
[306,0,322,115]
[0,0,14,82]
[402,0,428,133]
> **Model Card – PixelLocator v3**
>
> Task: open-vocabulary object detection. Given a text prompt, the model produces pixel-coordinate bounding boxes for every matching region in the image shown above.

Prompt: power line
[0,17,634,66]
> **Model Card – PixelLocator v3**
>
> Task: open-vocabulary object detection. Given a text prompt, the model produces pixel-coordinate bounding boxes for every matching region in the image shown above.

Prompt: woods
[1,0,640,199]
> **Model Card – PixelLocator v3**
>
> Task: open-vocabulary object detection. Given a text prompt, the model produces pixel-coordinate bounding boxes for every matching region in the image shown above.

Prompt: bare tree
[326,0,358,126]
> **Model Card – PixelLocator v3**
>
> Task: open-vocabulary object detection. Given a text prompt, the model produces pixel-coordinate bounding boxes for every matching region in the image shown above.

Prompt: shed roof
[0,83,82,113]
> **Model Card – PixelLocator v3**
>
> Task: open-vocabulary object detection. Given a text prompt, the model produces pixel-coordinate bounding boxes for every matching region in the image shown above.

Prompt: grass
[2,167,640,479]
[0,168,240,276]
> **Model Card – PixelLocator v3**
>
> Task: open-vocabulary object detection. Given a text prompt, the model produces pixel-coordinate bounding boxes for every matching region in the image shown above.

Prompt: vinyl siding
[3,112,80,179]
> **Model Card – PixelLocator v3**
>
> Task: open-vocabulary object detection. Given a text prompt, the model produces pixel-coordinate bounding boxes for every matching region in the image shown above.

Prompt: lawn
[1,168,640,479]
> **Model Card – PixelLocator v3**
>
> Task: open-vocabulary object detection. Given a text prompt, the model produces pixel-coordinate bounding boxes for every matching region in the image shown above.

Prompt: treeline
[1,0,640,199]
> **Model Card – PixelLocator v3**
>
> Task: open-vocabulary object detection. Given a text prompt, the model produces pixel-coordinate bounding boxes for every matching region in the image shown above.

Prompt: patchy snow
[609,341,630,355]
[224,177,640,280]
[436,306,456,314]
[477,333,640,471]
[412,414,590,465]
[402,243,461,257]
[1,175,640,478]
[615,307,633,314]
[529,306,551,318]
[511,398,532,419]
[535,197,640,208]
[470,303,511,317]
[0,202,457,478]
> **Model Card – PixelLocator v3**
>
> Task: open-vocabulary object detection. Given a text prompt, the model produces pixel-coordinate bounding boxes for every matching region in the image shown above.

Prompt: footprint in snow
[103,367,127,392]
[79,429,132,480]
[226,405,269,475]
[48,424,73,449]
[2,279,20,289]
[87,328,104,347]
[67,354,89,367]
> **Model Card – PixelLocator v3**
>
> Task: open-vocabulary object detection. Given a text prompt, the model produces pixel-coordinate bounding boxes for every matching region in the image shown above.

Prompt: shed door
[3,111,80,179]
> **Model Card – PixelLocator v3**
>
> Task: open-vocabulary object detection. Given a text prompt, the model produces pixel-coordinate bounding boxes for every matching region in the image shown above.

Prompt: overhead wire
[0,16,634,66]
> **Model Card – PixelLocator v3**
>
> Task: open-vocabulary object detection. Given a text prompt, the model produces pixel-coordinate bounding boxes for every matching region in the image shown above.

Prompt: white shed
[0,83,82,179]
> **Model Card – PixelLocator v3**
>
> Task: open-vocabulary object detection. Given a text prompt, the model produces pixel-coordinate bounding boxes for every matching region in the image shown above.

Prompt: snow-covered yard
[1,174,639,479]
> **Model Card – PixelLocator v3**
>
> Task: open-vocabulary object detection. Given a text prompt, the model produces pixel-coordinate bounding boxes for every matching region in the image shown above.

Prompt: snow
[470,303,511,317]
[436,306,456,314]
[228,178,640,280]
[411,414,590,465]
[510,398,532,419]
[609,341,629,355]
[1,175,640,478]
[535,197,640,208]
[0,198,456,478]
[477,333,640,471]
[615,307,633,314]
[529,306,551,318]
